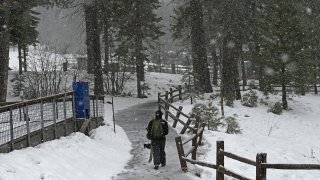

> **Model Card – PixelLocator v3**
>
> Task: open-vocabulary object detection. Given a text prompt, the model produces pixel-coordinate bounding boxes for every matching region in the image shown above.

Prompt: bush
[192,103,221,131]
[191,103,241,134]
[242,90,258,107]
[224,116,241,134]
[269,101,283,115]
[11,74,25,97]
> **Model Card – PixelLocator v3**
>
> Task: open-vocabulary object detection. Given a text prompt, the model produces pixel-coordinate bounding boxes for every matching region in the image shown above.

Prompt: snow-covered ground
[172,91,320,179]
[0,72,181,180]
[1,71,320,180]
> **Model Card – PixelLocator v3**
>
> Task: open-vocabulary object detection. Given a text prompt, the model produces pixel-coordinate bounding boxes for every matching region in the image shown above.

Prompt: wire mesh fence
[0,92,104,147]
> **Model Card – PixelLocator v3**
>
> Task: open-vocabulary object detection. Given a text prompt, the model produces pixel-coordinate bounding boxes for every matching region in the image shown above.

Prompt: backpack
[151,119,163,139]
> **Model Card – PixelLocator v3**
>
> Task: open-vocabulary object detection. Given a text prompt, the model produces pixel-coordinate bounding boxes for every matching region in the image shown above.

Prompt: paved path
[112,101,194,180]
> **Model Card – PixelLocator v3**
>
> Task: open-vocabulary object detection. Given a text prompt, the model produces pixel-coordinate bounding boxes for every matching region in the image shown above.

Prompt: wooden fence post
[172,106,183,128]
[216,141,224,180]
[191,120,199,160]
[180,117,193,134]
[170,88,173,103]
[256,153,267,180]
[24,105,31,147]
[9,108,14,151]
[52,98,57,139]
[165,91,169,120]
[175,136,188,172]
[40,100,45,142]
[63,95,67,136]
[198,123,206,146]
[158,92,161,110]
[178,85,182,100]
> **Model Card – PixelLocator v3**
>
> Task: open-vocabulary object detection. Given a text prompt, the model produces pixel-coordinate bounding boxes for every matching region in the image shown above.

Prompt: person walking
[146,110,168,170]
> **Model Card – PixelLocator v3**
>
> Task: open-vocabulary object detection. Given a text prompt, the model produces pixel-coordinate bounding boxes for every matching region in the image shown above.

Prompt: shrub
[242,90,258,107]
[191,103,241,134]
[224,116,241,134]
[269,101,283,115]
[192,103,221,131]
[12,74,25,97]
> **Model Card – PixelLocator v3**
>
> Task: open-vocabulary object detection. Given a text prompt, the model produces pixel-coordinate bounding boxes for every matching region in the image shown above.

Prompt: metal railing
[0,92,104,152]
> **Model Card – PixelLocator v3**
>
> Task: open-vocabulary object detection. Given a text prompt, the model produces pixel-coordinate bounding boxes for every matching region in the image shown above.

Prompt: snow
[1,72,320,180]
[172,90,320,179]
[0,72,181,180]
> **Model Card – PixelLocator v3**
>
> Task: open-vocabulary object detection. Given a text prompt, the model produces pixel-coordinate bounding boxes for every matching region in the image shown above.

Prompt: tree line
[172,0,320,109]
[0,0,164,101]
[1,0,320,107]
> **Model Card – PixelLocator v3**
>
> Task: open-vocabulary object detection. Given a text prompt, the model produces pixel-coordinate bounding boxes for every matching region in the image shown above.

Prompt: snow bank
[173,91,320,180]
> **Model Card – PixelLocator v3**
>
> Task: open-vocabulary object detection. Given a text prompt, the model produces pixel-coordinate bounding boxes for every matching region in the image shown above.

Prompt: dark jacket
[147,118,168,140]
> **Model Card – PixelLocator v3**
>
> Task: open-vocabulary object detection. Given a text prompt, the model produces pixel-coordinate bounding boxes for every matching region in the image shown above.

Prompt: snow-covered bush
[11,74,25,97]
[242,90,258,107]
[191,103,221,131]
[269,101,283,115]
[18,46,69,99]
[141,82,151,98]
[191,103,241,134]
[224,116,241,134]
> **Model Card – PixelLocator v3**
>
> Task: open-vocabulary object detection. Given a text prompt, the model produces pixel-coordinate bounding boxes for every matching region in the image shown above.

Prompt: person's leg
[160,139,166,166]
[152,140,160,168]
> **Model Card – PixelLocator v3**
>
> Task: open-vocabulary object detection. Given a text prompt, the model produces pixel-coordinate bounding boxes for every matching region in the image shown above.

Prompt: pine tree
[115,0,164,98]
[257,0,314,109]
[172,0,212,93]
[9,0,40,74]
[84,0,104,95]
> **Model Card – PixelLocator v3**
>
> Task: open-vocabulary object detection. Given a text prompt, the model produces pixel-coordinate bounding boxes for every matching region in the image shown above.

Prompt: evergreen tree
[115,0,164,98]
[257,0,312,109]
[172,0,212,93]
[212,0,252,105]
[9,0,40,74]
[84,0,104,95]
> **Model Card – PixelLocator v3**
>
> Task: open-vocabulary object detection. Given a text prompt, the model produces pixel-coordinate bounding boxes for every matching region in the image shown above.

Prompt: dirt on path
[112,101,194,180]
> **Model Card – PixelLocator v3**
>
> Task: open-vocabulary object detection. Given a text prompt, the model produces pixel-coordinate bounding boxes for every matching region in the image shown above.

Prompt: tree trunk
[103,3,110,75]
[134,1,145,98]
[92,4,104,95]
[84,4,94,74]
[241,54,247,90]
[234,58,241,100]
[281,66,288,110]
[221,37,236,106]
[23,45,27,72]
[18,44,23,75]
[85,2,104,95]
[190,0,212,93]
[0,1,10,102]
[212,50,218,86]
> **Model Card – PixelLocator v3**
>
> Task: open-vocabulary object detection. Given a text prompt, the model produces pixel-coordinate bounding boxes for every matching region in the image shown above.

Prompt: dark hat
[155,110,163,119]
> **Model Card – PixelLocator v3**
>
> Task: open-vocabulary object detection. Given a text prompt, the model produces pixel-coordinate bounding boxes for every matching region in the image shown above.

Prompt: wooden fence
[158,86,206,172]
[158,85,320,180]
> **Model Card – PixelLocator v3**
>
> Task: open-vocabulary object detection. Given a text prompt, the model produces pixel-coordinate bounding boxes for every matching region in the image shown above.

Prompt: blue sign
[73,82,90,119]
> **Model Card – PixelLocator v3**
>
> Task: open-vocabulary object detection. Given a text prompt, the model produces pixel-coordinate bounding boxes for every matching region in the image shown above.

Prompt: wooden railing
[190,141,320,180]
[158,85,206,172]
[158,86,320,179]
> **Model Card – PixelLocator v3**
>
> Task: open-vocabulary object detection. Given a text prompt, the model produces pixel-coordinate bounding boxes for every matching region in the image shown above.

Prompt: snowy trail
[112,101,194,180]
